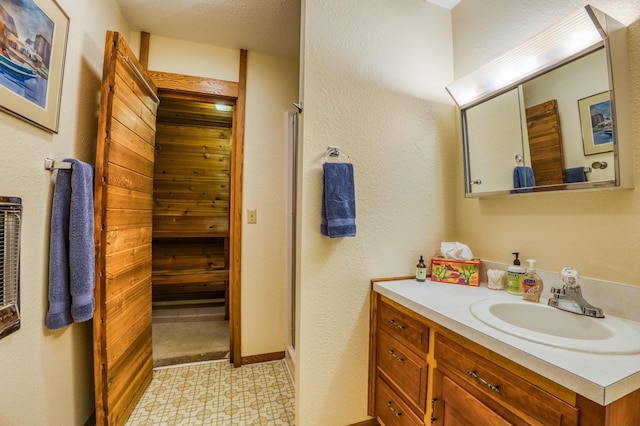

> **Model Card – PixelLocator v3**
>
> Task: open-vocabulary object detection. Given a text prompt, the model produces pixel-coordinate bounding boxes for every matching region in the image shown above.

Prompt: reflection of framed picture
[578,91,613,156]
[0,0,69,133]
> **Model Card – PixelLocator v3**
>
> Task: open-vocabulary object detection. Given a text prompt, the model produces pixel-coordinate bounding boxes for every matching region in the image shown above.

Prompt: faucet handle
[560,267,581,288]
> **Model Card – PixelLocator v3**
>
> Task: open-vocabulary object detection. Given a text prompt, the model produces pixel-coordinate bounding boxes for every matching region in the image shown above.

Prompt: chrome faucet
[547,267,604,318]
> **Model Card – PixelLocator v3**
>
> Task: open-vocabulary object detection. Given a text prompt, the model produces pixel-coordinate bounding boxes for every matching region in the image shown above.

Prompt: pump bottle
[521,259,543,302]
[506,252,526,294]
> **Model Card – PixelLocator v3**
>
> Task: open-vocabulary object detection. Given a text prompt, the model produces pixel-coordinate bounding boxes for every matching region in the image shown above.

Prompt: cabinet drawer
[377,329,428,413]
[440,373,511,426]
[435,333,578,426]
[375,375,425,426]
[378,297,429,355]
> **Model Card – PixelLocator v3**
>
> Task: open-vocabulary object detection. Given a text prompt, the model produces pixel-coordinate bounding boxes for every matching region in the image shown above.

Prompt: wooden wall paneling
[153,120,231,237]
[94,31,159,425]
[151,238,229,302]
[152,238,227,271]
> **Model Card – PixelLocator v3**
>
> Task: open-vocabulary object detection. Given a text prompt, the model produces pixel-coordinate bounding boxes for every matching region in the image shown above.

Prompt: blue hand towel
[46,165,73,329]
[565,167,587,183]
[321,162,356,238]
[513,166,535,188]
[46,159,95,329]
[68,160,95,322]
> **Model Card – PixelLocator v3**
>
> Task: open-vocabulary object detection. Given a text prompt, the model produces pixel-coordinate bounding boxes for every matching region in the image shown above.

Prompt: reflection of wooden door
[93,31,159,425]
[526,100,565,186]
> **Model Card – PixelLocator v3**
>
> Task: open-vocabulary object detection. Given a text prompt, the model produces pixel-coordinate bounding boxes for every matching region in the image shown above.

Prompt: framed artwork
[0,0,69,133]
[578,91,614,156]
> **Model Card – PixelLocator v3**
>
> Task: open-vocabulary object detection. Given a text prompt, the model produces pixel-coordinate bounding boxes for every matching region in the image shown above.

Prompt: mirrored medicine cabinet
[447,5,633,197]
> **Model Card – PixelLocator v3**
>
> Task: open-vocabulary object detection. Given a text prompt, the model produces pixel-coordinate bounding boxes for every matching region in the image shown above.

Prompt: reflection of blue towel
[565,167,587,183]
[46,159,95,329]
[321,163,356,238]
[513,166,535,188]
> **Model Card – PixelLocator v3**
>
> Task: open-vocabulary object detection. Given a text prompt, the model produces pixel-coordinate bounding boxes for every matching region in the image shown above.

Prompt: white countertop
[373,278,640,406]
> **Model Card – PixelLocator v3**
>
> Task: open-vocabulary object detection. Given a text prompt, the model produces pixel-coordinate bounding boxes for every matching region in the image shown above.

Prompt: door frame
[142,43,247,366]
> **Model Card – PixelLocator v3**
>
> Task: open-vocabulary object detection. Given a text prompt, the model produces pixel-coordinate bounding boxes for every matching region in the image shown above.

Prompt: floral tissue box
[430,256,480,286]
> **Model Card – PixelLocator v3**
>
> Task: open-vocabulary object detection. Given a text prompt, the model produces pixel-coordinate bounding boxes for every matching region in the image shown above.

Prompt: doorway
[150,95,234,367]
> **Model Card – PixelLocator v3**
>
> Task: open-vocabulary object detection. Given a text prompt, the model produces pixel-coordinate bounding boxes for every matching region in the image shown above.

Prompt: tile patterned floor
[126,360,295,425]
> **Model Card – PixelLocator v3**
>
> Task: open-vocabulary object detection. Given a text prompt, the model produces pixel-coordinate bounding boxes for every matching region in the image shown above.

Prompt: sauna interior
[151,94,233,364]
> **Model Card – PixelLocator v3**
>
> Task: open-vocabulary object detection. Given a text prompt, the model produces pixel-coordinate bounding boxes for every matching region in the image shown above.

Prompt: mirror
[450,6,632,197]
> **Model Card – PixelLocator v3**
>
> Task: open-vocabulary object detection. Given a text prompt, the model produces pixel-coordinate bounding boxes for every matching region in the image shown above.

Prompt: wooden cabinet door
[93,31,159,426]
[433,369,511,426]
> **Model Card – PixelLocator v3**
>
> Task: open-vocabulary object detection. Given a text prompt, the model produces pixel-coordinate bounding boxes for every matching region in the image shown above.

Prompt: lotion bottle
[521,259,543,302]
[506,252,526,294]
[416,256,427,282]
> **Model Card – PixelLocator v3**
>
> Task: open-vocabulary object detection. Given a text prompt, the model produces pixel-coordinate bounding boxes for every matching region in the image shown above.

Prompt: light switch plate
[247,208,257,224]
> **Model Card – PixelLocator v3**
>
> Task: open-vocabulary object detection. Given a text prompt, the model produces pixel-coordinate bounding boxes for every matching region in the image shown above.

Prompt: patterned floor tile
[126,360,295,426]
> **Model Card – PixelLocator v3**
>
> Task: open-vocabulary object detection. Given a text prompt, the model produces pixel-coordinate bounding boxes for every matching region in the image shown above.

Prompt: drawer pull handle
[387,349,405,363]
[386,401,402,417]
[467,370,500,393]
[388,319,406,330]
[430,397,438,423]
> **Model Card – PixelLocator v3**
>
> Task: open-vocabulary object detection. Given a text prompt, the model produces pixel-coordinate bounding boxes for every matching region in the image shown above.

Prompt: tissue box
[430,256,480,286]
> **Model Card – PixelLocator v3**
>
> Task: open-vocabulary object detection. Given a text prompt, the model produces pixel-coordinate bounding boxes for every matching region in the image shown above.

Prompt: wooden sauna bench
[151,236,229,319]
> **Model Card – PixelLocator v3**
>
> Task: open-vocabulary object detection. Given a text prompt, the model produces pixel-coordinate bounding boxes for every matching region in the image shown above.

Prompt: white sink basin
[470,298,640,354]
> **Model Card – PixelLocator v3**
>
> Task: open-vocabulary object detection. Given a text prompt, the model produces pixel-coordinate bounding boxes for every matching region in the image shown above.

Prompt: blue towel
[513,166,535,189]
[321,162,356,238]
[565,167,587,183]
[46,159,95,329]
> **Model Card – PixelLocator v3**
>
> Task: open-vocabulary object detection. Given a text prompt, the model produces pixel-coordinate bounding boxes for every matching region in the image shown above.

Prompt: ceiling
[115,0,302,59]
[114,0,460,61]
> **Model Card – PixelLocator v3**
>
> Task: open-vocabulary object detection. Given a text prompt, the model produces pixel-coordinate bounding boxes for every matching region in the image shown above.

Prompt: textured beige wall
[452,0,640,284]
[148,35,240,82]
[0,1,131,424]
[297,0,456,423]
[147,40,299,357]
[241,52,299,355]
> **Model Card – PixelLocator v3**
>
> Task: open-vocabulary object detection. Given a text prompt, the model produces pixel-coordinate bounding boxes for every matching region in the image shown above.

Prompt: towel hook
[514,154,523,165]
[322,146,351,164]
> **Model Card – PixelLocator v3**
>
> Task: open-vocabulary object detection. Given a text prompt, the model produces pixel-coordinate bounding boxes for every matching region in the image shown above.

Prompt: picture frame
[0,0,69,133]
[578,91,614,156]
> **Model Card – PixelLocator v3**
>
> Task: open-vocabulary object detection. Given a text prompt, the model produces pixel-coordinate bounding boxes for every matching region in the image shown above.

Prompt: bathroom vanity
[368,278,640,425]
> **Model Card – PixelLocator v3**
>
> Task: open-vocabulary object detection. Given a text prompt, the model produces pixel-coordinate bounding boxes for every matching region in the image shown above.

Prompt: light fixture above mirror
[447,7,605,109]
[447,5,633,197]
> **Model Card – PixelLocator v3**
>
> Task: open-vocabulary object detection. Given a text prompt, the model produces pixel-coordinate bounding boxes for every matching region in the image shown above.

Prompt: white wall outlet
[247,208,257,224]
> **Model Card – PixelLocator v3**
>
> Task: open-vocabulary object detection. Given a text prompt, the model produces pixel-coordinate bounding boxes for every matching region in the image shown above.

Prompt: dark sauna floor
[152,301,230,367]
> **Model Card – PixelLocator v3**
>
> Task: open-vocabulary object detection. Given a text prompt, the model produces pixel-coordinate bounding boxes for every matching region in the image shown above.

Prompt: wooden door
[93,31,159,425]
[526,99,565,186]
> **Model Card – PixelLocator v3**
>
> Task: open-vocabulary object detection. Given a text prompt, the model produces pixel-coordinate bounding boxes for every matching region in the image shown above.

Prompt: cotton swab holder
[487,268,506,290]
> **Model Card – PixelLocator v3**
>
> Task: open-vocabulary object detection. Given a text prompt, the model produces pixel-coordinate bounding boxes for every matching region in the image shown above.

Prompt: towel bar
[44,158,72,170]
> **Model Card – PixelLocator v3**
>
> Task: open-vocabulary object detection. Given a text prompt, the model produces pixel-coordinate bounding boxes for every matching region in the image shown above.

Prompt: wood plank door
[526,99,566,186]
[93,31,159,426]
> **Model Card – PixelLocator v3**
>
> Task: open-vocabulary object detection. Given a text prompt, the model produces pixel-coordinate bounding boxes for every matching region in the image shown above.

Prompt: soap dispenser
[506,252,526,295]
[416,255,427,282]
[521,259,543,302]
